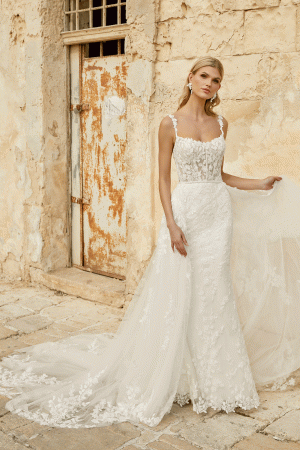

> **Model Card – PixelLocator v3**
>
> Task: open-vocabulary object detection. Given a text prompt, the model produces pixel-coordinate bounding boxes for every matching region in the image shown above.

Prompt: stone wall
[0,0,69,280]
[152,0,300,236]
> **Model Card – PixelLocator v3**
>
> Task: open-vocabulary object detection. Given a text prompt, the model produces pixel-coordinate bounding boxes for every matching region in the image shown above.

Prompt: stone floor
[0,277,299,450]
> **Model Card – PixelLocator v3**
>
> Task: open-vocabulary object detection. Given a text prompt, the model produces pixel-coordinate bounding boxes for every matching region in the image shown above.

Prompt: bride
[0,56,300,429]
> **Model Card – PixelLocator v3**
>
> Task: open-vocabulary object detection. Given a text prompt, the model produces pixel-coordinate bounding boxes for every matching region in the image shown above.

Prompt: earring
[210,92,217,102]
[187,82,192,94]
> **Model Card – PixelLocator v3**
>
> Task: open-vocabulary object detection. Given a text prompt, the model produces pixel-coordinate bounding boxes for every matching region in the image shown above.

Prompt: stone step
[30,267,126,308]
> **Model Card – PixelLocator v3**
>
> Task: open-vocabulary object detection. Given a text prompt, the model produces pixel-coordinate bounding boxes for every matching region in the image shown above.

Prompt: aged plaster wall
[152,0,300,238]
[0,0,69,280]
[124,0,157,294]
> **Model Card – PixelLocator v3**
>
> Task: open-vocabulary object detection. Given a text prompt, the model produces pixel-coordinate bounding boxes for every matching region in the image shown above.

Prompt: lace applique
[168,114,225,183]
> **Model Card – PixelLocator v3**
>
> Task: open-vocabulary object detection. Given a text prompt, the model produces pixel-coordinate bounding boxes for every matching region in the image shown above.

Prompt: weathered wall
[124,0,157,294]
[152,0,300,236]
[0,0,69,280]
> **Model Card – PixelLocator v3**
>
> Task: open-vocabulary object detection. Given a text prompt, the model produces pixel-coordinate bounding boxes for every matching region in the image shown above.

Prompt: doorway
[70,42,128,280]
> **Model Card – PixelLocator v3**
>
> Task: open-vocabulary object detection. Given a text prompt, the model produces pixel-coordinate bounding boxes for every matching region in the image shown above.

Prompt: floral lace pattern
[1,115,300,428]
[168,114,225,183]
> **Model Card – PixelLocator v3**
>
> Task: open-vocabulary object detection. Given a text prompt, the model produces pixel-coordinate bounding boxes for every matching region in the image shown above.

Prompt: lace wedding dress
[1,114,300,429]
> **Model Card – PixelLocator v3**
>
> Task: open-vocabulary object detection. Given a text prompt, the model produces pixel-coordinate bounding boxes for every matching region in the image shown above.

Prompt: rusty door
[70,45,128,280]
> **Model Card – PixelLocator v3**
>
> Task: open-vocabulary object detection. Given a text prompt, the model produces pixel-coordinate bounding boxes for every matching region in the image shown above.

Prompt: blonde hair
[177,56,224,116]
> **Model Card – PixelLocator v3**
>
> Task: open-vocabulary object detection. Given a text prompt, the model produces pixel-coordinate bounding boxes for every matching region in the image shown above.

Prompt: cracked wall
[0,0,69,280]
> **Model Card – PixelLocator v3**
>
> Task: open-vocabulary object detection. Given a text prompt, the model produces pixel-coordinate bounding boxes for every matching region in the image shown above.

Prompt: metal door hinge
[71,196,90,205]
[70,103,90,112]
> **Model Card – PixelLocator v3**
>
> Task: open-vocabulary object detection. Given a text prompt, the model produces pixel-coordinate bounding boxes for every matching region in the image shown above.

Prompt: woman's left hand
[261,176,282,190]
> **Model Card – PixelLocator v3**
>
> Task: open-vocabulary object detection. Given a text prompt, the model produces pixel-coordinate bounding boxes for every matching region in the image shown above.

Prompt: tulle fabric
[227,174,300,389]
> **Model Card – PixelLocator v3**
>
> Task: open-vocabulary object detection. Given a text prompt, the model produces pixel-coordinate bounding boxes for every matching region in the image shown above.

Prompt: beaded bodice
[168,114,226,183]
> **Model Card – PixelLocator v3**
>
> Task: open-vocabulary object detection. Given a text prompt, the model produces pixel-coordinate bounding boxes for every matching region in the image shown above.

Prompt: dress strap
[217,115,224,137]
[168,114,178,136]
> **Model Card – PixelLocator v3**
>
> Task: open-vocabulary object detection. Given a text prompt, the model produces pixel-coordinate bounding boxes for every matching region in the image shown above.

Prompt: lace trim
[168,114,178,135]
[174,392,260,414]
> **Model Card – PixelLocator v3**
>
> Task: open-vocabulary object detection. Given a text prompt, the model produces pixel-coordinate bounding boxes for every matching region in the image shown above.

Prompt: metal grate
[85,38,125,57]
[65,0,126,32]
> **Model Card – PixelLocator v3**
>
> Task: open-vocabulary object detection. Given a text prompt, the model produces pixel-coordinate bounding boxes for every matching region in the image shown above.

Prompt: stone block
[235,389,300,425]
[173,412,263,449]
[159,433,206,449]
[0,412,31,432]
[0,304,31,320]
[28,423,140,450]
[232,432,300,449]
[6,314,52,334]
[264,410,300,441]
[213,0,280,11]
[0,293,18,307]
[0,396,9,417]
[0,337,27,357]
[244,7,296,54]
[18,330,59,346]
[0,325,18,339]
[157,12,244,61]
[40,304,76,320]
[170,402,218,425]
[16,296,55,311]
[0,430,28,450]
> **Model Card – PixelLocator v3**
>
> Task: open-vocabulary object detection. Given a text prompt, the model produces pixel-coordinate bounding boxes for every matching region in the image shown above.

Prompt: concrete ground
[0,278,299,450]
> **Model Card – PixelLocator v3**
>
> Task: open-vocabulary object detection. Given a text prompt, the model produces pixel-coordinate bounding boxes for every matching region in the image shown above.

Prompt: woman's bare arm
[158,116,188,257]
[158,117,176,227]
[221,118,282,190]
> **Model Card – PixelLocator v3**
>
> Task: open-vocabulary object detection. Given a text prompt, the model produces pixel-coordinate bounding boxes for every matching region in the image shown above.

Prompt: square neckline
[169,114,224,145]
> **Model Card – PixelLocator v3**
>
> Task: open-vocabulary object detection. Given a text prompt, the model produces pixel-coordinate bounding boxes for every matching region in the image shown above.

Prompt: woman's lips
[202,89,210,93]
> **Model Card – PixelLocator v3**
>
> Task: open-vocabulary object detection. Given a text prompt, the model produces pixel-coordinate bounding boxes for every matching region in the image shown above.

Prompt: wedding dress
[0,114,300,429]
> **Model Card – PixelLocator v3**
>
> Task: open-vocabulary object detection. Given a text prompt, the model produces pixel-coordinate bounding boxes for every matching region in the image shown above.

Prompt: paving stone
[264,410,300,442]
[0,294,18,306]
[40,304,76,320]
[236,389,300,425]
[120,446,140,450]
[172,412,263,450]
[143,412,180,432]
[28,423,140,450]
[80,318,122,334]
[0,325,18,339]
[10,421,51,442]
[134,429,158,445]
[18,330,61,346]
[0,337,27,357]
[0,304,31,320]
[16,296,55,312]
[232,432,300,449]
[159,433,205,449]
[147,441,180,450]
[0,396,9,417]
[8,288,52,301]
[6,314,53,334]
[0,430,29,450]
[0,412,31,431]
[170,402,218,425]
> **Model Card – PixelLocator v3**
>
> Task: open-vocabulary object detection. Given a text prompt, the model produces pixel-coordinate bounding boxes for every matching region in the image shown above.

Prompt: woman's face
[189,66,221,100]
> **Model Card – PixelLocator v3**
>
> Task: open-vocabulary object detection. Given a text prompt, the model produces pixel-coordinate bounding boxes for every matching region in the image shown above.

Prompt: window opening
[85,38,125,58]
[65,0,126,32]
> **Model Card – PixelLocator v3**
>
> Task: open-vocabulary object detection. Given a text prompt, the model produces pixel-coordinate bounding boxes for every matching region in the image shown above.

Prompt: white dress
[0,114,300,429]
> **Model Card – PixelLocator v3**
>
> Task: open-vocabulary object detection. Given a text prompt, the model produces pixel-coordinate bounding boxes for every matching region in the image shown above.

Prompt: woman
[0,56,300,428]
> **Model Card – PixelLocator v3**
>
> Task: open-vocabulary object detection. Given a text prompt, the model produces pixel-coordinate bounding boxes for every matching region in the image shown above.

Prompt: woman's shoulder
[159,114,176,131]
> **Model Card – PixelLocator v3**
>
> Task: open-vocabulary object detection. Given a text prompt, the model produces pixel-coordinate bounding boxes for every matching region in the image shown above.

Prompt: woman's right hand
[167,222,189,257]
